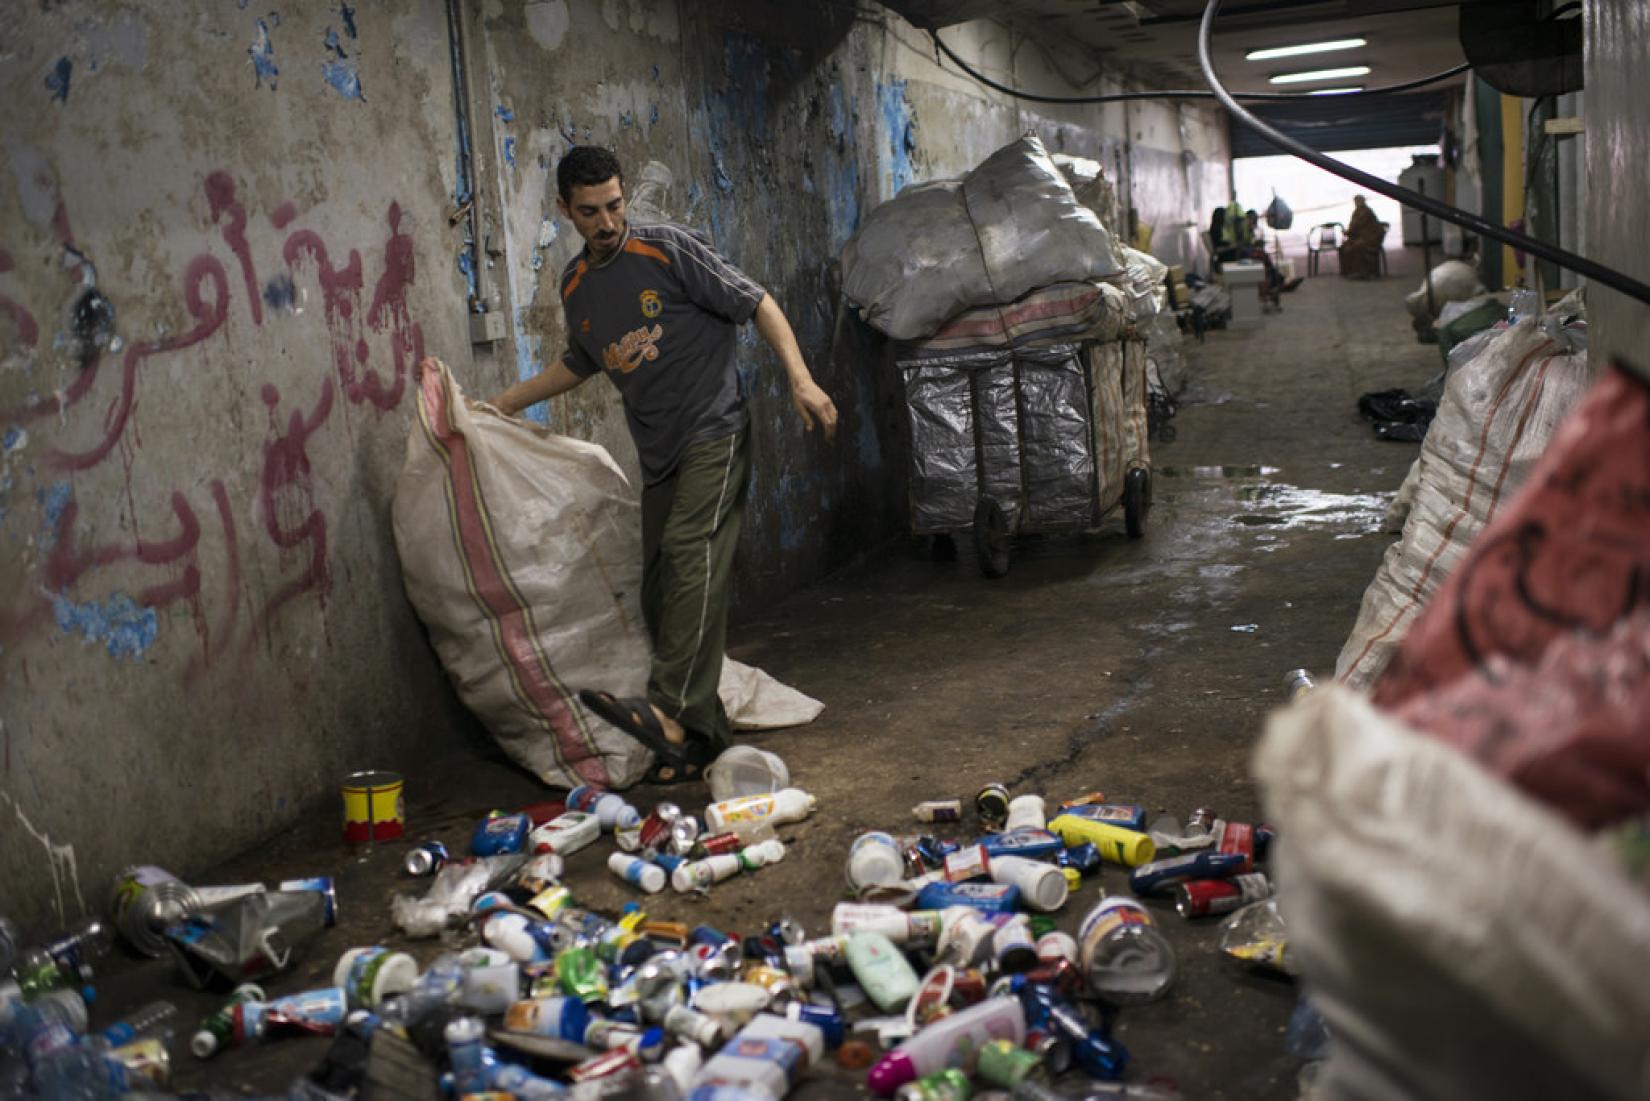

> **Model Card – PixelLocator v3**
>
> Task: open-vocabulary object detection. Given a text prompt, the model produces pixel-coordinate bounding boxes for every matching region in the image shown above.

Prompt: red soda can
[637,804,680,854]
[697,832,743,857]
[1218,821,1255,873]
[1022,958,1083,997]
[1175,873,1271,918]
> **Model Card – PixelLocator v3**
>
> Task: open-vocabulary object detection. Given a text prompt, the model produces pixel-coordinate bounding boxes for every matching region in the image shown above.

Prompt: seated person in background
[1339,195,1386,279]
[1211,206,1240,264]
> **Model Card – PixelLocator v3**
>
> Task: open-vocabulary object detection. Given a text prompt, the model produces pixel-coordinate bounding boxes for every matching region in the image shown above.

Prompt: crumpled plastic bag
[392,854,527,938]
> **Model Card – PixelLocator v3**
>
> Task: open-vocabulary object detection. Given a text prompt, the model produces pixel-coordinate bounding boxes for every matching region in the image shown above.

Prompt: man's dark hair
[557,146,623,202]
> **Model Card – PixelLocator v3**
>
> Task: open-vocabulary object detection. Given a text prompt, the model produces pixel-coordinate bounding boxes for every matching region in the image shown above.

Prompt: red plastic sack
[1373,364,1650,827]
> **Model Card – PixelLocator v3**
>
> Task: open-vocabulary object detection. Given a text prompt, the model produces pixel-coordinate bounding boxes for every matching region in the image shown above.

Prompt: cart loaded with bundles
[841,133,1167,577]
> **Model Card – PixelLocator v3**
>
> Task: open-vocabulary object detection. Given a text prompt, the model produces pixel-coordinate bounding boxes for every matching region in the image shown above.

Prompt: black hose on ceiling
[1197,0,1650,315]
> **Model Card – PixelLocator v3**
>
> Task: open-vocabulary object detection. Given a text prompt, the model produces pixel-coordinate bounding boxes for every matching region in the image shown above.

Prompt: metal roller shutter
[1230,91,1447,158]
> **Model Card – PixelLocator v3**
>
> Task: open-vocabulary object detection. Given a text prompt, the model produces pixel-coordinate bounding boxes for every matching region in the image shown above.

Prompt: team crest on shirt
[639,289,662,318]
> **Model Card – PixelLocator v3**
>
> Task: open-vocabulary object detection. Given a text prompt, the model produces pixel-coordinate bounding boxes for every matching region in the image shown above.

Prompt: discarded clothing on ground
[1356,388,1437,442]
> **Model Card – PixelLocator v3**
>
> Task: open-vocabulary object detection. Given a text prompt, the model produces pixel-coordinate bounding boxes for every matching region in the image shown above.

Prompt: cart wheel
[973,498,1011,579]
[1124,467,1150,539]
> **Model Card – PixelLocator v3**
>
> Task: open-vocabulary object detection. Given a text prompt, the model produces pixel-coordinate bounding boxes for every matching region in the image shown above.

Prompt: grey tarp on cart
[899,344,1097,533]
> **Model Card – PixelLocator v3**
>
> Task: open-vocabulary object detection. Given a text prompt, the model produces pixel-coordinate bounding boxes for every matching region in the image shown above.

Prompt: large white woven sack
[393,359,821,791]
[1335,312,1594,690]
[1255,686,1650,1100]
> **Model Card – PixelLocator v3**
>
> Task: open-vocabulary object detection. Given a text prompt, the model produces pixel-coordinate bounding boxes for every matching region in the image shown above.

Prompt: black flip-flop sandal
[577,689,720,785]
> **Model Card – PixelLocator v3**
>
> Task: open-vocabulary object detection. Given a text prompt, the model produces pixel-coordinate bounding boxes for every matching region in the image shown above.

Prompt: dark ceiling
[896,1,1474,96]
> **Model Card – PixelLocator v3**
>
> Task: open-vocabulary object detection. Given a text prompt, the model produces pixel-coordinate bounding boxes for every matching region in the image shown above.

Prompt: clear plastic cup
[705,746,789,802]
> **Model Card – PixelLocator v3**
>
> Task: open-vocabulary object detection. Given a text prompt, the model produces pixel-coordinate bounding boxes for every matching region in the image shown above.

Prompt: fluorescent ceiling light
[1247,38,1367,61]
[1308,86,1365,95]
[1270,65,1371,85]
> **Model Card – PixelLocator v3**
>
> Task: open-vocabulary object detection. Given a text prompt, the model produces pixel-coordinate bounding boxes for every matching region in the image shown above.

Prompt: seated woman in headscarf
[1339,195,1386,279]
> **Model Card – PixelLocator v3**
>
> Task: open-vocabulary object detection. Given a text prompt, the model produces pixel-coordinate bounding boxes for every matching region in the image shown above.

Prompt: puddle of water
[1231,484,1388,532]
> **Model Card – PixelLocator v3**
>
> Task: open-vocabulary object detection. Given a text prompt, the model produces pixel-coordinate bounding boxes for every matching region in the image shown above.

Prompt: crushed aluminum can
[403,842,450,877]
[637,804,681,855]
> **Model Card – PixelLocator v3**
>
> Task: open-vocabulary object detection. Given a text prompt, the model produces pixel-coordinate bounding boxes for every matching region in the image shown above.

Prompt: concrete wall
[0,2,482,937]
[0,0,1228,938]
[1584,0,1649,363]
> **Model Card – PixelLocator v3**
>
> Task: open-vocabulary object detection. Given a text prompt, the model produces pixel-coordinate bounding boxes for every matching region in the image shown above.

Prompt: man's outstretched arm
[752,294,838,441]
[486,358,590,417]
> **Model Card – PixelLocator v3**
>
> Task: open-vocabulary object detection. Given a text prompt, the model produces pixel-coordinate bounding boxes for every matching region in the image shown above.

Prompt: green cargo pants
[641,429,749,747]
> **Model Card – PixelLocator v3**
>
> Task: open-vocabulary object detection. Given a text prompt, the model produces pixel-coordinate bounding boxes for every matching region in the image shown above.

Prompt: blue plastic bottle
[471,811,531,856]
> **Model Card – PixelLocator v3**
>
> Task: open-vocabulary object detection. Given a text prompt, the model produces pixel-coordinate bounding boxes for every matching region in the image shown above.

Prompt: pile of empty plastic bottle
[0,744,1286,1100]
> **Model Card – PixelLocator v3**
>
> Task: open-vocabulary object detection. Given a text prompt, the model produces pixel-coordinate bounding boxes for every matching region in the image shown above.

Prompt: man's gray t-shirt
[560,223,765,484]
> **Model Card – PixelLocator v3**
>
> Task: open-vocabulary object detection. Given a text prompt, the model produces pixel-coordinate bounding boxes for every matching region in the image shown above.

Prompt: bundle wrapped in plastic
[893,280,1130,364]
[1119,247,1169,321]
[842,133,1122,341]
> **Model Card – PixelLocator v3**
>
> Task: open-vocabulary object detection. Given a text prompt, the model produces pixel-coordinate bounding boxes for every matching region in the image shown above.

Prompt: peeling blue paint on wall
[52,590,157,660]
[503,137,516,168]
[322,60,363,100]
[494,104,513,122]
[823,82,860,251]
[38,482,71,548]
[876,79,916,195]
[46,58,72,102]
[339,2,357,39]
[249,19,278,90]
[324,26,347,58]
[3,426,25,455]
[649,104,659,126]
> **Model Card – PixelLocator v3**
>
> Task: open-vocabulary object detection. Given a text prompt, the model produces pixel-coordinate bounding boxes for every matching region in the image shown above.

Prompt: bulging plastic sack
[842,133,1122,341]
[393,360,824,792]
[1404,259,1485,320]
[394,359,655,791]
[1120,247,1170,320]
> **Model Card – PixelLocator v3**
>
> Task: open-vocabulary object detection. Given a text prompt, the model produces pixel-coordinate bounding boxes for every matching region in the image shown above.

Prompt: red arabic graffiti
[0,168,426,676]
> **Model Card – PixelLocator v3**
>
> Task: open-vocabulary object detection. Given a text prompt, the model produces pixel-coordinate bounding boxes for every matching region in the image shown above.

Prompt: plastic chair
[1307,223,1344,275]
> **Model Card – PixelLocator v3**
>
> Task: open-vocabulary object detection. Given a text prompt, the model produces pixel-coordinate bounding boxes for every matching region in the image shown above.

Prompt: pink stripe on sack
[416,360,609,785]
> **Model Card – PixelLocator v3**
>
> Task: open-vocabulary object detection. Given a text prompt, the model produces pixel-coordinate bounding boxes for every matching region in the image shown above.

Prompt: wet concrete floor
[94,250,1445,1099]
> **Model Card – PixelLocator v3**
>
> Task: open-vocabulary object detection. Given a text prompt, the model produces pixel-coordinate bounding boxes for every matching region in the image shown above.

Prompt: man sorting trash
[488,146,838,783]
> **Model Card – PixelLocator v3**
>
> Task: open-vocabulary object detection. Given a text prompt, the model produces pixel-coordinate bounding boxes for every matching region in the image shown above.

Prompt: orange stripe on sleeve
[623,238,672,265]
[562,260,588,300]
